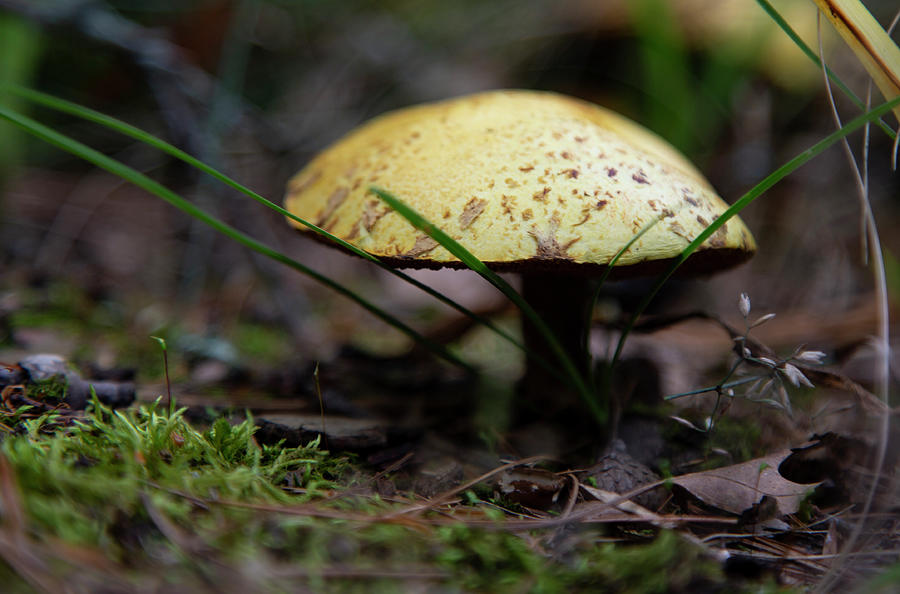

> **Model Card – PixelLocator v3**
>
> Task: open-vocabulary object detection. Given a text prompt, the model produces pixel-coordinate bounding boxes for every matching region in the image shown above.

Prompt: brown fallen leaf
[671,450,819,516]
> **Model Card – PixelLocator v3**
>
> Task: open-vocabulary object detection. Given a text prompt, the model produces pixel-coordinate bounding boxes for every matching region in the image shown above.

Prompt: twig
[383,455,552,517]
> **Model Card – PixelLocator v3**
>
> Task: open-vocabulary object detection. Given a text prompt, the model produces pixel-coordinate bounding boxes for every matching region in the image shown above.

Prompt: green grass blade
[755,0,896,140]
[0,104,473,372]
[0,83,527,356]
[369,186,605,425]
[611,95,900,367]
[586,215,662,388]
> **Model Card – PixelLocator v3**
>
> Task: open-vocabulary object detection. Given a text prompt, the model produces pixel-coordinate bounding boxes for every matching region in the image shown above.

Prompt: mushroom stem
[517,273,600,424]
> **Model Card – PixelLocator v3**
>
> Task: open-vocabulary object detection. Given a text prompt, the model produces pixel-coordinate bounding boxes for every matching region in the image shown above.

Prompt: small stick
[313,363,328,450]
[150,337,173,413]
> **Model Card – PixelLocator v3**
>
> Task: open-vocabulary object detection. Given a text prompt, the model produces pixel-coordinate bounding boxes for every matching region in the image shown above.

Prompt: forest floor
[0,279,897,593]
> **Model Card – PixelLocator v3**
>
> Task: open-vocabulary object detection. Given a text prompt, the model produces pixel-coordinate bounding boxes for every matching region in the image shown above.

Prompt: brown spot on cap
[529,215,579,259]
[709,229,727,248]
[362,200,389,231]
[316,187,349,226]
[669,221,689,240]
[533,187,551,203]
[607,167,617,177]
[519,164,534,172]
[561,168,580,179]
[522,209,533,221]
[696,215,709,227]
[501,195,516,218]
[505,177,520,188]
[632,170,650,184]
[289,170,321,193]
[459,197,487,229]
[573,209,591,226]
[404,235,439,258]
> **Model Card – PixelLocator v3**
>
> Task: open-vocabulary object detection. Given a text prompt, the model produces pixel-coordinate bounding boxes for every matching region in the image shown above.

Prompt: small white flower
[739,293,751,318]
[750,313,777,328]
[795,350,826,364]
[757,356,777,368]
[777,384,793,416]
[781,363,814,388]
[671,416,706,432]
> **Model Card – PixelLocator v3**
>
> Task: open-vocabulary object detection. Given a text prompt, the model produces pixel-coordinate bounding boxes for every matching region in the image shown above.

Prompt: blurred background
[0,0,898,431]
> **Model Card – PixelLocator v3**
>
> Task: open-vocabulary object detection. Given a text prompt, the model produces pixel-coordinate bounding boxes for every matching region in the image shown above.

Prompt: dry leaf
[672,450,819,516]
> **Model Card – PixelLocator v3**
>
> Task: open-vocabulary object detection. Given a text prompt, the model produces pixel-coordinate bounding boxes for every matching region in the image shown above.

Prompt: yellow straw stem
[813,0,900,123]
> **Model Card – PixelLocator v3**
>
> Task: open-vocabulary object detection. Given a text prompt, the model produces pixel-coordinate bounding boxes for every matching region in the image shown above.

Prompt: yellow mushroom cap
[284,90,755,277]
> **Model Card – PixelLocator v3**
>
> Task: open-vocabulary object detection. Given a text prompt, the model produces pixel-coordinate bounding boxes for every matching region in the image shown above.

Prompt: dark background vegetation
[2,0,898,419]
[0,0,899,591]
[1,0,899,435]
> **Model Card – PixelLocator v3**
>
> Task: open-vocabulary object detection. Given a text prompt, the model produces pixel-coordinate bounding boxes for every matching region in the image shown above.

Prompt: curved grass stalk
[0,104,473,373]
[813,15,892,590]
[369,186,605,425]
[0,84,528,357]
[611,96,900,369]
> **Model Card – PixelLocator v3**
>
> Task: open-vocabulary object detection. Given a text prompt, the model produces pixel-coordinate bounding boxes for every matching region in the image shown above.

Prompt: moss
[708,415,764,462]
[24,375,69,403]
[0,398,780,592]
[2,397,348,548]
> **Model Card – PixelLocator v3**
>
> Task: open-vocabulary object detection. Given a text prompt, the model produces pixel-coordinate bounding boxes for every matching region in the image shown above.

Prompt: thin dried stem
[814,9,893,592]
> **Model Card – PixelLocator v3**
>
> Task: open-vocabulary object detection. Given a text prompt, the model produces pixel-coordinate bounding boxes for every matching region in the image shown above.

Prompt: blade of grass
[611,95,900,368]
[369,186,605,425]
[756,0,896,139]
[585,215,662,389]
[0,83,528,356]
[0,104,473,372]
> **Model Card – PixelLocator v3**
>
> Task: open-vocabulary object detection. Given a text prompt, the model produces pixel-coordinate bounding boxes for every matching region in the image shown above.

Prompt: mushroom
[283,90,755,431]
